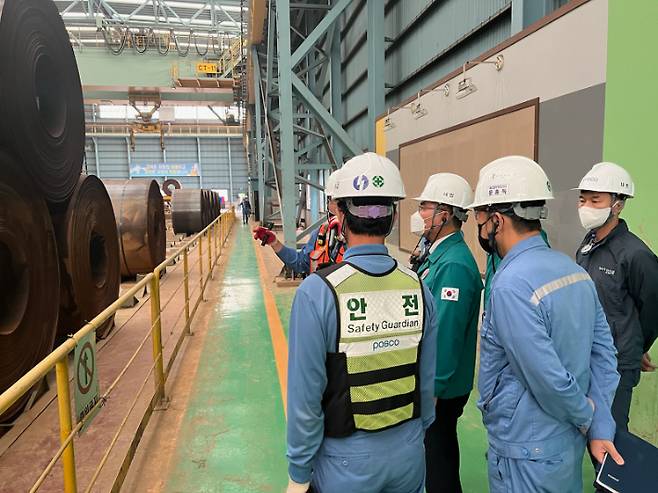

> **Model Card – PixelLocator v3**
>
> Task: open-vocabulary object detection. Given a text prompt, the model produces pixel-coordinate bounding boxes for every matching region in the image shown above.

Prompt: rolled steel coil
[0,0,84,204]
[104,179,166,278]
[162,178,181,197]
[0,153,59,422]
[202,190,212,228]
[52,175,121,341]
[211,191,220,219]
[171,189,204,235]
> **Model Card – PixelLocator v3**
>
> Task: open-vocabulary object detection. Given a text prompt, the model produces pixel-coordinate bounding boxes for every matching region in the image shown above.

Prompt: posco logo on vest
[373,339,400,351]
[353,175,369,191]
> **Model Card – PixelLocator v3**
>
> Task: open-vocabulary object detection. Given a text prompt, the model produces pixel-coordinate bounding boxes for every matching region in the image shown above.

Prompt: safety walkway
[127,224,605,493]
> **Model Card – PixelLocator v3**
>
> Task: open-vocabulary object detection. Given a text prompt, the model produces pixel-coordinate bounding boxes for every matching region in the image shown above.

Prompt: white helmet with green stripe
[332,152,406,200]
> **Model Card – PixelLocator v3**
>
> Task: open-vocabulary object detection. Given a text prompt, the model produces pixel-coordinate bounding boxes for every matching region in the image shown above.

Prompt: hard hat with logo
[574,162,635,198]
[325,168,342,198]
[469,155,554,219]
[332,152,406,200]
[414,173,473,209]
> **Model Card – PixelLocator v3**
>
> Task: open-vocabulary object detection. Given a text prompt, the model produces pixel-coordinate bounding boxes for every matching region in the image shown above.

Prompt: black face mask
[477,216,499,258]
[477,222,494,254]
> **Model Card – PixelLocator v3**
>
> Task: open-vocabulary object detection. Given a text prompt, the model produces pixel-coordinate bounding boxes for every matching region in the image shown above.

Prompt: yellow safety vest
[316,261,425,437]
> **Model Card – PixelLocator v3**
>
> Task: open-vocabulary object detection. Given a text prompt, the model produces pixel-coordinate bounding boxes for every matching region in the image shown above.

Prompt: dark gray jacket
[576,220,658,370]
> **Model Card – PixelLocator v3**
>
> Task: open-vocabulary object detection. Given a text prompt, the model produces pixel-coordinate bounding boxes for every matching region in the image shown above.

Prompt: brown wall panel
[399,102,537,272]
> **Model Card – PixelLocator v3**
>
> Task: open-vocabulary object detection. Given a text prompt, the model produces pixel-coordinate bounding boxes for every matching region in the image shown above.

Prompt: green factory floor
[160,224,657,493]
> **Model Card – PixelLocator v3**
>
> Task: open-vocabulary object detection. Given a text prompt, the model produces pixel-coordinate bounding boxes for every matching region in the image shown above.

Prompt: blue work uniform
[478,235,619,493]
[276,228,319,274]
[287,244,438,493]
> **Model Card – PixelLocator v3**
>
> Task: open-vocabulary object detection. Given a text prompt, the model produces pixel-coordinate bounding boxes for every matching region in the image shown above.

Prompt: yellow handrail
[0,208,236,492]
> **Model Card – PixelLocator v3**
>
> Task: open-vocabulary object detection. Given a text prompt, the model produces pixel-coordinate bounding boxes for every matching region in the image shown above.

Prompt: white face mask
[579,206,611,230]
[410,211,426,237]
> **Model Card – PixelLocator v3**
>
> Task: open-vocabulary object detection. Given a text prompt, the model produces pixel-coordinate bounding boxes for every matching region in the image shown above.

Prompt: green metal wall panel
[603,0,658,446]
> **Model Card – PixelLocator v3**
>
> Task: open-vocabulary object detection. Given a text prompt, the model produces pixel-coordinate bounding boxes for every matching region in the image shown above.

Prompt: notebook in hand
[596,430,658,493]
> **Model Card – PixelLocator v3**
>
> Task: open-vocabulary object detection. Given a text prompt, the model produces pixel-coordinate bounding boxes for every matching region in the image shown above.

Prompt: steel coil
[162,178,182,197]
[104,179,166,278]
[171,189,204,235]
[0,153,59,422]
[211,191,220,219]
[52,175,121,340]
[0,0,84,204]
[202,190,212,228]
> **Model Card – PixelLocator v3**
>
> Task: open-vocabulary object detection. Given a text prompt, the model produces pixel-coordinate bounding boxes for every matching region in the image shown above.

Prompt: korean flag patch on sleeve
[441,287,460,302]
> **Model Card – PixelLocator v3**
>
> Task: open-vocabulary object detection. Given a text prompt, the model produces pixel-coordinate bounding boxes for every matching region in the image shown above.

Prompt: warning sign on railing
[74,331,101,433]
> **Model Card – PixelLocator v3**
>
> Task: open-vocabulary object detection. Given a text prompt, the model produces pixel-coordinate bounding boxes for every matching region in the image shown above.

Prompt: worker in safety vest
[253,168,345,273]
[410,173,481,493]
[285,152,438,493]
[472,156,622,493]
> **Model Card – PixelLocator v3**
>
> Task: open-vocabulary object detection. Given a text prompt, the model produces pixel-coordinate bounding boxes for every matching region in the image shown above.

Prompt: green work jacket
[418,232,482,399]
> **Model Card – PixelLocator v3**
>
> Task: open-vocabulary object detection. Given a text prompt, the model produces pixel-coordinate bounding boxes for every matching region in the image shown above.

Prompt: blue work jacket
[478,235,619,458]
[286,244,438,484]
[277,228,319,274]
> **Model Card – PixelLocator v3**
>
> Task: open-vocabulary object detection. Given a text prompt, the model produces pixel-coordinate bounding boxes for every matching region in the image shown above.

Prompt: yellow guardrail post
[149,272,165,402]
[214,220,219,261]
[183,248,191,335]
[207,223,213,279]
[198,234,205,300]
[55,357,78,493]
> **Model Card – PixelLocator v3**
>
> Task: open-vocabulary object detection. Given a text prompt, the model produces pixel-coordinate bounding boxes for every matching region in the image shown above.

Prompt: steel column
[276,0,298,247]
[252,46,266,223]
[330,15,344,166]
[196,137,204,189]
[367,0,385,152]
[226,138,234,203]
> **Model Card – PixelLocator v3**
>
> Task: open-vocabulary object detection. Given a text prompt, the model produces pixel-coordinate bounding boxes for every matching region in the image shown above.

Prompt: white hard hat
[574,162,634,197]
[469,156,554,211]
[325,168,342,198]
[332,152,406,200]
[414,173,473,209]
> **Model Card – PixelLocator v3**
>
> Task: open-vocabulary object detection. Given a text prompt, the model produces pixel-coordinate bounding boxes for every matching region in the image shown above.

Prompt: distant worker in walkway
[241,197,252,225]
[411,173,481,493]
[472,156,622,493]
[253,169,345,274]
[285,153,438,493]
[575,162,658,440]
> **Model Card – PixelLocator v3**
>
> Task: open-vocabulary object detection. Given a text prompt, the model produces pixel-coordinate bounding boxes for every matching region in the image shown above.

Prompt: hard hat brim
[468,194,554,210]
[571,186,634,198]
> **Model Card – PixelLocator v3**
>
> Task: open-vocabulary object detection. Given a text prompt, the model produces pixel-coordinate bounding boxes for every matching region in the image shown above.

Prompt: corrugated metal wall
[334,0,569,150]
[84,136,248,200]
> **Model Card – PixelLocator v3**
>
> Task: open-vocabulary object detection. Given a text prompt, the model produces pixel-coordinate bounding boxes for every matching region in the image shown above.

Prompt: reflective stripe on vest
[318,261,424,436]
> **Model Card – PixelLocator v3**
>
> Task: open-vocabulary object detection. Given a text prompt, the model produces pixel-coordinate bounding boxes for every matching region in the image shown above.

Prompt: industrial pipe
[52,175,121,340]
[0,0,84,204]
[0,152,59,422]
[104,179,166,278]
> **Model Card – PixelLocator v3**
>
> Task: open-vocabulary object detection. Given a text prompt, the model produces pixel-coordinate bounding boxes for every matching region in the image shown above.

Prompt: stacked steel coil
[0,153,60,421]
[52,175,121,340]
[0,0,86,422]
[104,179,166,278]
[0,0,84,204]
[162,178,182,197]
[172,189,222,235]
